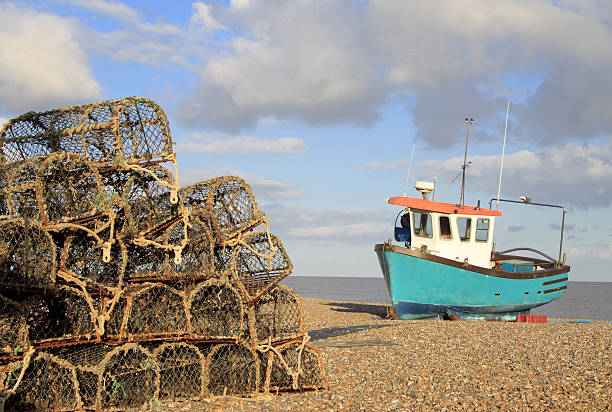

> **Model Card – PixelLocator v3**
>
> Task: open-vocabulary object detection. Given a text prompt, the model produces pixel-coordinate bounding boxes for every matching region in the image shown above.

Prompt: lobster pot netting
[230,231,293,303]
[36,152,107,225]
[3,352,80,412]
[0,295,28,356]
[60,228,126,289]
[124,284,188,341]
[188,278,245,340]
[181,176,265,243]
[15,285,101,345]
[0,97,174,167]
[125,214,214,284]
[124,216,193,282]
[250,285,305,343]
[154,342,206,401]
[118,164,180,234]
[205,343,259,397]
[0,160,40,219]
[0,218,56,288]
[98,343,160,410]
[263,340,327,393]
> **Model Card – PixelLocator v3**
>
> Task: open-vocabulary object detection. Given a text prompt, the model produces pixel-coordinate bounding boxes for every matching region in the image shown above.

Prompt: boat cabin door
[394,210,411,245]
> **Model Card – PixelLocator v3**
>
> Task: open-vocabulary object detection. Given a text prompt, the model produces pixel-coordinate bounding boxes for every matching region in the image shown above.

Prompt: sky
[1,0,611,281]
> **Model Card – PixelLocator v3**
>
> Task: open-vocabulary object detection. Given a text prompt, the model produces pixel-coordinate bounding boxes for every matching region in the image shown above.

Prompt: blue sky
[1,0,611,281]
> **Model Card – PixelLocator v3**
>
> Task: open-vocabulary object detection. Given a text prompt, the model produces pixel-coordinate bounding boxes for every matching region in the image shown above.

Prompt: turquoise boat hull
[375,243,569,320]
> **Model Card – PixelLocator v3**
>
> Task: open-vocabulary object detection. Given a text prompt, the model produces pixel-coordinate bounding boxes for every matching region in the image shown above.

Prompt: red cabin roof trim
[387,196,502,217]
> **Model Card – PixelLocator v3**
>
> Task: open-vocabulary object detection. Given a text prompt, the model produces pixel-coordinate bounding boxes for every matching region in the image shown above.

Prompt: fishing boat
[375,118,570,321]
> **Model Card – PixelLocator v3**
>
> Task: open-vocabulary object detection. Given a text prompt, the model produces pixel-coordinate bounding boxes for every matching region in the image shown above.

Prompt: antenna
[402,140,416,196]
[496,100,510,209]
[459,117,474,207]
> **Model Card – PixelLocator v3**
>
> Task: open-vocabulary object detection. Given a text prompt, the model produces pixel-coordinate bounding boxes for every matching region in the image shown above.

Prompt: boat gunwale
[375,243,570,280]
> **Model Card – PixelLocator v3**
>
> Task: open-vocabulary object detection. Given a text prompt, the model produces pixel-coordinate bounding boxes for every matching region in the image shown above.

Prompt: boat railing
[489,197,567,264]
[493,247,561,267]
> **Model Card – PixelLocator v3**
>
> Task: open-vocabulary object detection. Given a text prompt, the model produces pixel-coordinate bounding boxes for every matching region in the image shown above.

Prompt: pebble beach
[163,297,611,411]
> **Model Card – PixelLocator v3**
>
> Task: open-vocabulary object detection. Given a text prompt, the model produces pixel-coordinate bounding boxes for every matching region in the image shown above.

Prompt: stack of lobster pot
[0,97,326,411]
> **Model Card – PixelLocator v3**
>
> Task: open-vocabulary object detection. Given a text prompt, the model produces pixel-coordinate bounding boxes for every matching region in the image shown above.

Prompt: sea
[282,277,612,321]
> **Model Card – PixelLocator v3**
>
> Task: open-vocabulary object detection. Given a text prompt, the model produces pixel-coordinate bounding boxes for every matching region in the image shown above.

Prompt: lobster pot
[250,286,305,343]
[119,164,180,233]
[52,285,99,342]
[3,352,80,411]
[104,283,188,342]
[0,218,56,288]
[19,286,101,345]
[123,216,193,282]
[230,231,293,303]
[181,176,265,243]
[154,342,206,401]
[163,216,215,282]
[126,284,188,341]
[0,97,174,166]
[97,343,160,410]
[205,343,259,396]
[188,278,245,340]
[0,159,40,219]
[50,344,117,409]
[36,152,106,225]
[60,227,127,288]
[263,340,327,393]
[0,295,28,356]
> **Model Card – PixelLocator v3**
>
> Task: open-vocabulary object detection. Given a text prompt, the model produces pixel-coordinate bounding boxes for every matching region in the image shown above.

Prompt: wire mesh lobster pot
[36,152,108,226]
[249,285,305,343]
[181,176,266,243]
[124,213,214,284]
[262,339,327,393]
[59,227,127,289]
[0,160,40,219]
[97,343,160,410]
[205,343,259,396]
[0,295,28,356]
[111,164,180,234]
[0,97,174,167]
[104,283,188,342]
[228,231,293,304]
[3,352,81,411]
[10,285,101,346]
[0,218,56,288]
[154,342,207,401]
[187,278,245,340]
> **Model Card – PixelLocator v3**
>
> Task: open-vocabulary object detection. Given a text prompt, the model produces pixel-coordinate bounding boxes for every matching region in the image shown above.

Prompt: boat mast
[496,101,510,209]
[402,140,416,197]
[459,117,474,207]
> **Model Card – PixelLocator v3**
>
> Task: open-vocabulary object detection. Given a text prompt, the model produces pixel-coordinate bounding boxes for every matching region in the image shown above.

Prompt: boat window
[476,218,489,242]
[439,216,452,239]
[457,217,471,241]
[413,212,432,238]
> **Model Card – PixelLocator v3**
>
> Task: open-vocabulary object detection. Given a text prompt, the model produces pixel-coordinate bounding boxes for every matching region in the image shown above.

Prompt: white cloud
[174,0,612,145]
[176,134,307,154]
[231,0,251,10]
[0,3,101,113]
[178,166,302,200]
[366,139,612,209]
[262,204,392,243]
[68,0,180,34]
[190,2,227,31]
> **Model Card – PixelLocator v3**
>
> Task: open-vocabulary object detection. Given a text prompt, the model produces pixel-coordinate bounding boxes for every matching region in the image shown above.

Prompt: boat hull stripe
[542,277,568,286]
[543,285,567,294]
